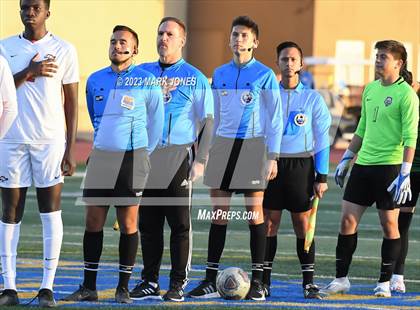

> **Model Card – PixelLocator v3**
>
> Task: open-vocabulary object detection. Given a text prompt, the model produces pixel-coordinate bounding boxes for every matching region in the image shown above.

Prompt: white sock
[40,211,63,291]
[0,221,20,290]
[392,274,404,281]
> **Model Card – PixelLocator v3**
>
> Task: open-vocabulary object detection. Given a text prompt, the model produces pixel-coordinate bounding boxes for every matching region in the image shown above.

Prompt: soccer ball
[216,267,250,300]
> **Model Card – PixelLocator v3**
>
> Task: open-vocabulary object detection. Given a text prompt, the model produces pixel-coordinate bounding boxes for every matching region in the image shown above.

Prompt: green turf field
[16,167,420,291]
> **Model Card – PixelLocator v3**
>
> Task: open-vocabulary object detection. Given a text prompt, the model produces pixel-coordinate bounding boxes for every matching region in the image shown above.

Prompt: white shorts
[0,142,65,188]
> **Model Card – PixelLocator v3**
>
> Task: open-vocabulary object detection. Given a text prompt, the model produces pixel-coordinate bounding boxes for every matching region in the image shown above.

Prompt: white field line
[15,258,420,284]
[20,225,420,244]
[18,219,420,231]
[18,239,420,263]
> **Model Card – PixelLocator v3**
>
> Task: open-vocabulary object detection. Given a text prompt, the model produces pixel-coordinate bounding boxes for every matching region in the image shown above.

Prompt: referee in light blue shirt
[263,41,331,300]
[188,16,282,301]
[63,25,164,304]
[129,17,214,302]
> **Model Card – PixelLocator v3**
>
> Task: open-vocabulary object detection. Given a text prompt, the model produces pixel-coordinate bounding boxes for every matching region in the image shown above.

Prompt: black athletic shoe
[163,283,184,302]
[263,283,271,297]
[115,286,132,304]
[246,279,265,301]
[61,285,98,302]
[129,281,161,300]
[303,283,322,299]
[0,289,19,306]
[38,289,56,308]
[187,279,219,298]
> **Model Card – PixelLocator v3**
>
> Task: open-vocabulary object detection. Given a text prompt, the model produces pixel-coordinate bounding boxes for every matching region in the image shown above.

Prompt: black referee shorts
[263,157,315,212]
[343,163,400,210]
[204,136,267,193]
[82,148,150,206]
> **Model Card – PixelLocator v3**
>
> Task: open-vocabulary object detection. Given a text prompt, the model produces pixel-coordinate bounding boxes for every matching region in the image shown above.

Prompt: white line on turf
[16,239,420,263]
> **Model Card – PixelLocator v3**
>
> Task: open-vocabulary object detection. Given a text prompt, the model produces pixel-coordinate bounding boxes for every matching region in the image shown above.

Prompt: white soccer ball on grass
[216,267,250,300]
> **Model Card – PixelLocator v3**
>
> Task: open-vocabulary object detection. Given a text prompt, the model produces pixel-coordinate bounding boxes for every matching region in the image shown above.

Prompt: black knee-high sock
[83,230,103,290]
[118,232,139,289]
[297,238,315,287]
[263,236,277,286]
[379,238,401,283]
[336,233,357,278]
[206,224,227,282]
[394,212,413,275]
[249,223,266,282]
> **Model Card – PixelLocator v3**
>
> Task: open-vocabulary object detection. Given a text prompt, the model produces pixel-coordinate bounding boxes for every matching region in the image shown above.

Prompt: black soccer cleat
[129,281,161,300]
[62,284,98,302]
[38,289,57,308]
[163,283,184,302]
[0,289,19,306]
[246,279,265,301]
[303,283,322,299]
[115,286,132,304]
[187,279,219,298]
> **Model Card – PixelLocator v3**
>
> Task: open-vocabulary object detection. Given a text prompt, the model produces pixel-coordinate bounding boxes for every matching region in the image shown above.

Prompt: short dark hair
[20,0,50,9]
[231,16,259,39]
[112,25,139,48]
[375,40,409,82]
[158,17,186,36]
[276,41,303,61]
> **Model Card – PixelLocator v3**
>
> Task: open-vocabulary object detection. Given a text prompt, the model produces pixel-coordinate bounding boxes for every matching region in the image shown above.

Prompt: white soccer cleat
[390,275,406,293]
[320,277,351,296]
[374,281,391,298]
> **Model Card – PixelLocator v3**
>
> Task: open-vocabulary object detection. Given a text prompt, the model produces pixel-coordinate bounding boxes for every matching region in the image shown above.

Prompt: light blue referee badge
[121,95,135,110]
[294,112,307,127]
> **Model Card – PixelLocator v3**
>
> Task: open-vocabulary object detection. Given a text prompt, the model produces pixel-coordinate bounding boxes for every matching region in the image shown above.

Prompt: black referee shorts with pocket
[82,148,150,206]
[204,136,267,193]
[263,157,314,212]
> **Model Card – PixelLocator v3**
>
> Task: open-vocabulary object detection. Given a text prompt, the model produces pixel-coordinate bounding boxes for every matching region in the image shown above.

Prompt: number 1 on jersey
[373,106,379,122]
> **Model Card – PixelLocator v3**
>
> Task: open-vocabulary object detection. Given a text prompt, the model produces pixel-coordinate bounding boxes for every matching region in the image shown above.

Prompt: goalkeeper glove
[334,149,355,188]
[387,162,412,205]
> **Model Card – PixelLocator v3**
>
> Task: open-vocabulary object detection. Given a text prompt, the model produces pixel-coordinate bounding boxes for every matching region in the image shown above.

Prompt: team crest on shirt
[0,176,8,183]
[240,91,254,106]
[294,113,307,126]
[163,91,172,104]
[384,96,393,107]
[161,78,178,104]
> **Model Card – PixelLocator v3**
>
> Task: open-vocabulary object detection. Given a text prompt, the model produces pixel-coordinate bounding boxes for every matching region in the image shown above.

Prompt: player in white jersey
[0,0,79,307]
[0,54,18,139]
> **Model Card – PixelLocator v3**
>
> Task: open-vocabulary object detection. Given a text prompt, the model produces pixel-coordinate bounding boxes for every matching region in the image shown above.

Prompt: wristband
[401,162,412,175]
